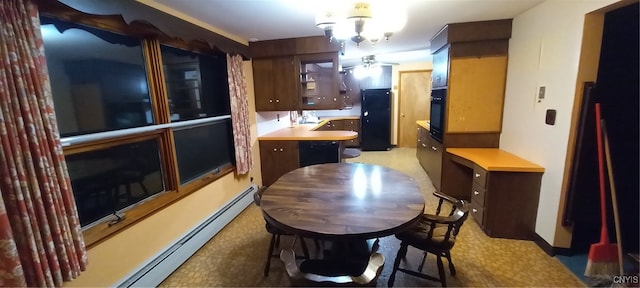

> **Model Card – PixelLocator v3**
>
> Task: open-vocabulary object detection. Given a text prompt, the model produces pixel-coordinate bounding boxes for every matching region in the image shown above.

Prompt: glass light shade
[373,2,407,33]
[315,10,337,29]
[361,18,383,40]
[353,65,367,79]
[332,20,353,40]
[370,64,382,77]
[347,2,373,19]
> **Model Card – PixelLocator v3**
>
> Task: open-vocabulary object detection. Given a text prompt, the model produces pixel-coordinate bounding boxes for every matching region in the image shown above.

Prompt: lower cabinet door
[259,141,299,186]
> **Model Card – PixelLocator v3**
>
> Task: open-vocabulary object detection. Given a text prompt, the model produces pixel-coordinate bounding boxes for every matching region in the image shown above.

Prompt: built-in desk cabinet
[447,149,544,240]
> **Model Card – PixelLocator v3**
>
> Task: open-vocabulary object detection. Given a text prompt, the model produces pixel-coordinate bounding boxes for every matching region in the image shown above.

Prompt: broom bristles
[585,243,620,276]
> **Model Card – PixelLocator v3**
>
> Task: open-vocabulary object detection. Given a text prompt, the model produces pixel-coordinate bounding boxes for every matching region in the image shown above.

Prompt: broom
[601,119,624,275]
[584,103,619,276]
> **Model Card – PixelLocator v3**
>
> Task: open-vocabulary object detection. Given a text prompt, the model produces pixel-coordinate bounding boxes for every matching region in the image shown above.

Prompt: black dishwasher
[299,141,340,167]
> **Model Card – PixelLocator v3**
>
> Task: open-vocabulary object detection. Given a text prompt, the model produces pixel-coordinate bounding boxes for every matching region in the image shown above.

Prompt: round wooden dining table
[260,163,425,240]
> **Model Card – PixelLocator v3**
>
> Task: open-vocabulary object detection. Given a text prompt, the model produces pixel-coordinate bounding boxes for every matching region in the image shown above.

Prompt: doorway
[397,70,431,147]
[566,2,639,254]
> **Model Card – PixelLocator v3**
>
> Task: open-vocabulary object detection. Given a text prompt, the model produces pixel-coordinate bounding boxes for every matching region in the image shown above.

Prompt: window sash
[61,115,231,147]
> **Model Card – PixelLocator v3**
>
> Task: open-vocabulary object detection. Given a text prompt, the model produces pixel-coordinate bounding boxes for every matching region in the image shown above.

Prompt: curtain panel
[227,54,252,175]
[0,0,87,286]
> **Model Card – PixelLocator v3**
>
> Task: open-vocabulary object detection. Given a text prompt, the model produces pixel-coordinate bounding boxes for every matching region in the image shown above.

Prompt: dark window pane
[41,17,153,137]
[173,120,235,184]
[161,45,230,121]
[66,139,164,226]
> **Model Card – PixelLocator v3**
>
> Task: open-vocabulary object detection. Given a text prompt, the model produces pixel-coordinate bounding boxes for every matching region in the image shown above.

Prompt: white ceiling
[141,0,544,66]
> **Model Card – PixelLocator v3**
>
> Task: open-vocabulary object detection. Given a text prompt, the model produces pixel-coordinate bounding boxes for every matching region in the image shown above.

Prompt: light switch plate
[538,86,546,103]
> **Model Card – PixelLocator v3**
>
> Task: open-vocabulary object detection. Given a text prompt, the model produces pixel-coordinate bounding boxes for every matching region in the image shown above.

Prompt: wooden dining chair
[387,192,470,287]
[280,248,384,287]
[253,188,311,276]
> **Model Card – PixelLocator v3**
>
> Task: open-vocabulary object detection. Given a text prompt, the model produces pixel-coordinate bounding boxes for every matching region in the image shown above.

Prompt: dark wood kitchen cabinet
[425,134,443,191]
[416,126,428,169]
[299,53,341,110]
[431,46,449,89]
[416,124,443,191]
[253,57,298,111]
[250,36,342,111]
[426,19,513,199]
[317,119,360,147]
[259,140,299,186]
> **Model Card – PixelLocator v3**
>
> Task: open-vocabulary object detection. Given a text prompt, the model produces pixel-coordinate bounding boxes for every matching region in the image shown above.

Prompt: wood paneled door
[398,70,431,147]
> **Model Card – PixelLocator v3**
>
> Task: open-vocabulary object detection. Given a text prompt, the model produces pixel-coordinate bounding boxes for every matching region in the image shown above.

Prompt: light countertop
[446,148,545,173]
[416,120,430,131]
[258,117,359,141]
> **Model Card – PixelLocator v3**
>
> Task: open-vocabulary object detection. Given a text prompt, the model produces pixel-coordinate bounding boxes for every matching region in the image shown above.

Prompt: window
[41,18,153,137]
[40,16,236,244]
[161,45,230,121]
[174,119,234,184]
[66,139,164,226]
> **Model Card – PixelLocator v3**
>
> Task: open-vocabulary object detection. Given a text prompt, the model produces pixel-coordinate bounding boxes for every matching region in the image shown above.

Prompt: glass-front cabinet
[298,53,340,110]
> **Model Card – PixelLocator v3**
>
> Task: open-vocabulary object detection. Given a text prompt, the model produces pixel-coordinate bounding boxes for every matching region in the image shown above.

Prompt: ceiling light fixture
[353,55,383,79]
[315,1,407,47]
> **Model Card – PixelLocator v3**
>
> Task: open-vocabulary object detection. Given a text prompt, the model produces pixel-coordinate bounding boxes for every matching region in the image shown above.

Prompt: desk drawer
[471,182,487,207]
[473,165,488,187]
[470,201,484,226]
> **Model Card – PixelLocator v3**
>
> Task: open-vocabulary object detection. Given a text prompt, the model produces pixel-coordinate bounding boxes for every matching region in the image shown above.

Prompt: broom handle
[595,103,609,244]
[601,120,624,273]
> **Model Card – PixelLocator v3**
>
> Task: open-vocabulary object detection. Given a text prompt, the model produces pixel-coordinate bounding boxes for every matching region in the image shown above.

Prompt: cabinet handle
[431,146,437,151]
[474,191,479,196]
[333,98,337,101]
[422,143,427,148]
[275,99,280,103]
[273,148,277,152]
[475,173,481,178]
[279,148,284,152]
[418,139,421,142]
[269,99,273,103]
[472,208,478,213]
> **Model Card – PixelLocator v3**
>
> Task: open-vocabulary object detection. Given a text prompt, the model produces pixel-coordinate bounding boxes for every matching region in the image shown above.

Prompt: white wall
[256,111,292,135]
[501,0,620,246]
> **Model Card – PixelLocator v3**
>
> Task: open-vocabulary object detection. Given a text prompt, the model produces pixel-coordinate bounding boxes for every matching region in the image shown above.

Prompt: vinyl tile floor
[160,147,585,287]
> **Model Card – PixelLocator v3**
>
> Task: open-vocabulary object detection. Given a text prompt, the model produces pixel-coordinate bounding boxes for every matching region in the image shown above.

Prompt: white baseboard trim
[113,183,258,287]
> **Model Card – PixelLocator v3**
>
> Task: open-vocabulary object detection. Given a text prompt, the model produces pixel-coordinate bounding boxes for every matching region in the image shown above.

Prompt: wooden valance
[37,0,249,58]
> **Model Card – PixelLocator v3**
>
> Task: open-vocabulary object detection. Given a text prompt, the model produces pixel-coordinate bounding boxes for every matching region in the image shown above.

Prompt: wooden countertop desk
[446,148,544,173]
[443,148,544,240]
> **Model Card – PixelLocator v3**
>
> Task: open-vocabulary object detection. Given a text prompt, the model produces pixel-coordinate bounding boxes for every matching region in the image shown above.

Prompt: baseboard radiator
[114,183,258,287]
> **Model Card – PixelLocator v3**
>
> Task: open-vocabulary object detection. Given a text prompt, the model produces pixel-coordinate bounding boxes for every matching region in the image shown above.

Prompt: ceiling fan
[346,55,397,79]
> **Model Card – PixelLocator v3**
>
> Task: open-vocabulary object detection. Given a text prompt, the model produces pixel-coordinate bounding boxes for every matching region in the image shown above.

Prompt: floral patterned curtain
[0,0,87,286]
[227,54,253,174]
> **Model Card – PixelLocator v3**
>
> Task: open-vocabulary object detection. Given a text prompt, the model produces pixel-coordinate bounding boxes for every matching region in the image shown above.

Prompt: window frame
[40,6,238,247]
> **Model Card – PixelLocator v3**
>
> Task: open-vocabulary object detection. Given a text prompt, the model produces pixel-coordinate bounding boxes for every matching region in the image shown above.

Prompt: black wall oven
[429,88,446,143]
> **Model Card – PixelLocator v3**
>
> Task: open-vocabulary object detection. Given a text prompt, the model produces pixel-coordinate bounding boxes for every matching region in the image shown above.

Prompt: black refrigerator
[360,88,391,151]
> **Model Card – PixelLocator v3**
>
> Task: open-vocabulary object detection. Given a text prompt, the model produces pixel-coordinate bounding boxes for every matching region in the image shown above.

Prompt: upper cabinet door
[432,46,449,89]
[447,55,508,133]
[298,53,339,110]
[253,56,298,111]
